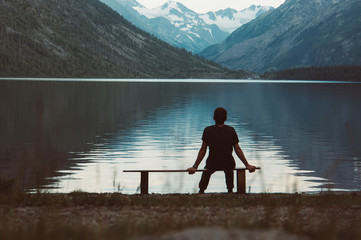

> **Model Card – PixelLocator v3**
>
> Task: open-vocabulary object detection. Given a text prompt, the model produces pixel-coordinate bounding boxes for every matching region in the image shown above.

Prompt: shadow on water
[1,80,360,192]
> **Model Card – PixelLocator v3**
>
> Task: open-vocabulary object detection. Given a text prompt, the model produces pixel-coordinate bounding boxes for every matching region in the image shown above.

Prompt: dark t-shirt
[202,125,239,170]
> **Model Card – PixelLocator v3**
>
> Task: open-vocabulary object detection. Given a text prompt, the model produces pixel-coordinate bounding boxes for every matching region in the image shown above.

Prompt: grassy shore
[1,191,361,240]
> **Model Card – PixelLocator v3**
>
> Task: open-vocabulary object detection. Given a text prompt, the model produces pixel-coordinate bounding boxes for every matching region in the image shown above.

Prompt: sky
[137,0,285,13]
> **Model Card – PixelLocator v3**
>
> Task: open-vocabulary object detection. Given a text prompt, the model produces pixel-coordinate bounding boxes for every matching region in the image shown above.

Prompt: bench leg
[236,169,246,194]
[140,171,149,194]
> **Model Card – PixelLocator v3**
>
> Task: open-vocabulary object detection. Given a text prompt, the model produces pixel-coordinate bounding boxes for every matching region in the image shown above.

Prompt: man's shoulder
[204,125,220,132]
[204,125,235,131]
[222,125,236,131]
[205,125,216,130]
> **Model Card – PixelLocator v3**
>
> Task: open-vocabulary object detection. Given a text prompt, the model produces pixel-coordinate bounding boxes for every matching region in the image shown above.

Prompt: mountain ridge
[200,5,273,33]
[101,0,273,53]
[200,0,361,72]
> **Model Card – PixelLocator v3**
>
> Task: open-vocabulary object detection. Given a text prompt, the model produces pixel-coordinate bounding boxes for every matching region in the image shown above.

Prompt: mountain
[100,0,273,53]
[0,0,230,78]
[200,5,273,33]
[200,0,361,72]
[100,0,227,53]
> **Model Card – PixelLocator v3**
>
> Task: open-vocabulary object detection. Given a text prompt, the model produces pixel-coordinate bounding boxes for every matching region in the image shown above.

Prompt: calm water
[1,79,360,193]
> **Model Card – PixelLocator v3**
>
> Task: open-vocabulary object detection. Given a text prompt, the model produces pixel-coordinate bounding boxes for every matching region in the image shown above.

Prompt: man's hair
[213,107,227,125]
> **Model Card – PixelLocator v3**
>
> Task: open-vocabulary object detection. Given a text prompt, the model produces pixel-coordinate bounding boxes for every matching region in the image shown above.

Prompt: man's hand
[246,164,256,173]
[187,167,197,174]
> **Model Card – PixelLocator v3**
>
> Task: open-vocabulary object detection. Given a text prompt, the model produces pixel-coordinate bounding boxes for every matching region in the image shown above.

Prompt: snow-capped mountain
[132,1,228,53]
[200,5,274,33]
[101,0,273,53]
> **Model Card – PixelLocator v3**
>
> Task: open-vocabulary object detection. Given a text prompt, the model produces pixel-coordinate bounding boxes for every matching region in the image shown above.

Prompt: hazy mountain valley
[100,0,273,53]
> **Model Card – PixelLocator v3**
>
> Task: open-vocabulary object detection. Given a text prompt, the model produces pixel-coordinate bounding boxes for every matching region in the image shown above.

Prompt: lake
[0,79,360,194]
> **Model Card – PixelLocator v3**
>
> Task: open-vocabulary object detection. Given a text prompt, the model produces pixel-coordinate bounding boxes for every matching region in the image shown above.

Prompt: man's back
[202,125,239,170]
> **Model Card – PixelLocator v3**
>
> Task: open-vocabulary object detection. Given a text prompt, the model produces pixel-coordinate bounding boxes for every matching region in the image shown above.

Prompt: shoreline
[1,77,360,83]
[1,192,361,239]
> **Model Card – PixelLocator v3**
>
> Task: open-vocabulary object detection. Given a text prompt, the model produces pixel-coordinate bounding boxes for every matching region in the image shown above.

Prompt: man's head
[213,107,227,125]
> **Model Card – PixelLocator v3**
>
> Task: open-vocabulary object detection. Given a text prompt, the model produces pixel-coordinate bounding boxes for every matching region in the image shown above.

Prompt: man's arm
[234,143,256,173]
[187,141,207,174]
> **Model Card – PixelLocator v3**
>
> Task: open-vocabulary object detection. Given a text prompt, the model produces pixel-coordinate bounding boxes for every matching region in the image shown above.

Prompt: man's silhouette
[187,107,256,193]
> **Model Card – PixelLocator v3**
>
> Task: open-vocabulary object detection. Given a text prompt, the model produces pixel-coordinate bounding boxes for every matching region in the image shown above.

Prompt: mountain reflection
[0,80,360,192]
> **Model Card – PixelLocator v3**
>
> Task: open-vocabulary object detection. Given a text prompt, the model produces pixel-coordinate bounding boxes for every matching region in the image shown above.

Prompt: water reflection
[0,80,195,189]
[1,80,360,193]
[46,101,332,193]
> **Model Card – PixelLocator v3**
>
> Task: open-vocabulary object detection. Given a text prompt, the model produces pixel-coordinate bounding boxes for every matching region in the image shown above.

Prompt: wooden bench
[123,168,260,194]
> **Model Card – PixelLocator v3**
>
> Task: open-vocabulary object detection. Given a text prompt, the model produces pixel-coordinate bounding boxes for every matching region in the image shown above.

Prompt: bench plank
[123,168,260,194]
[123,168,254,173]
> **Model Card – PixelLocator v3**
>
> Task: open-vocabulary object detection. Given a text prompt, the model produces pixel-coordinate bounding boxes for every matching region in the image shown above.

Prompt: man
[187,107,256,193]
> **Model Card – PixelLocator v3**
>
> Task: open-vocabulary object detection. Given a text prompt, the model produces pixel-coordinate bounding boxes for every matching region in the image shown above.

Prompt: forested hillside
[261,66,361,81]
[0,0,236,78]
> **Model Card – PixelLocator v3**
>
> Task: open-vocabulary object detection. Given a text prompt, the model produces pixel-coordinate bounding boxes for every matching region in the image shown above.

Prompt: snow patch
[186,34,194,42]
[205,28,214,39]
[200,5,273,33]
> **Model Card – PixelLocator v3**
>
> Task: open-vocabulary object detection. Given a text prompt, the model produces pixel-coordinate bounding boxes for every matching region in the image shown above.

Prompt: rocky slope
[200,0,361,72]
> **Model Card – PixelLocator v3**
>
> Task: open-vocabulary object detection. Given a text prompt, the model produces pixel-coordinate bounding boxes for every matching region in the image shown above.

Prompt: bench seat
[123,168,260,194]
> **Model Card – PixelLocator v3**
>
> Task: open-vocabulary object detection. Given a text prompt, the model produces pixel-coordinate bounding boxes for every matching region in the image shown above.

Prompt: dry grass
[1,190,361,240]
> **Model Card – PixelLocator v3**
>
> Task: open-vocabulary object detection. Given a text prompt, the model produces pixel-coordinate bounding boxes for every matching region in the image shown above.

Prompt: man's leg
[198,169,215,193]
[224,169,234,193]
